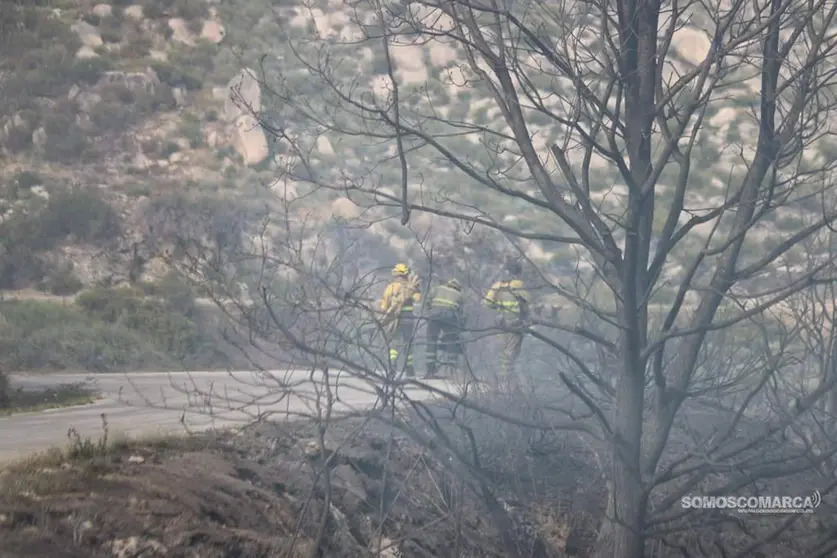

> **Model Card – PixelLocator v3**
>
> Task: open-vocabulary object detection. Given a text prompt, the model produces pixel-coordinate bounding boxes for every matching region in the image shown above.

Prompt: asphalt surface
[1,370,456,463]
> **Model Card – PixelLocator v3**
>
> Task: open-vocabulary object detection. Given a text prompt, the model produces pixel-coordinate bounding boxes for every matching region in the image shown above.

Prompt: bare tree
[168,0,837,555]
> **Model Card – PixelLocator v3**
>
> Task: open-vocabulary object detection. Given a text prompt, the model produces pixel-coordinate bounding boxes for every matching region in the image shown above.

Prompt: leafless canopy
[173,0,837,554]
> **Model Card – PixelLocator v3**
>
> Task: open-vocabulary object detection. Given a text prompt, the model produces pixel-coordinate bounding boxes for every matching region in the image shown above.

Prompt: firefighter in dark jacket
[424,277,466,379]
[484,258,531,383]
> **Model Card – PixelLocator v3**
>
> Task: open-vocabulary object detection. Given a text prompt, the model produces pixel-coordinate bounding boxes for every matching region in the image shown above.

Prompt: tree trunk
[592,366,647,558]
[0,371,9,409]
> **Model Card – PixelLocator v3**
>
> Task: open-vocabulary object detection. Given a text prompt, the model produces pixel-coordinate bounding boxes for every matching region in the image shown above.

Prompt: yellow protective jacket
[484,278,531,317]
[380,276,422,316]
[428,282,464,322]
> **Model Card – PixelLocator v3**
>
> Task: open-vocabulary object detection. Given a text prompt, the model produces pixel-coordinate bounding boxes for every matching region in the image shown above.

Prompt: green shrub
[173,0,208,20]
[81,12,101,26]
[0,215,49,288]
[14,170,42,190]
[2,13,109,104]
[0,300,88,336]
[116,181,152,197]
[68,57,113,85]
[38,187,121,245]
[43,268,85,296]
[3,37,75,127]
[187,17,203,35]
[0,293,225,372]
[179,112,203,147]
[156,271,198,317]
[90,100,134,132]
[100,28,122,44]
[140,0,173,19]
[76,285,146,322]
[100,82,135,104]
[91,83,175,133]
[0,371,8,408]
[42,114,89,162]
[150,60,203,90]
[4,126,33,153]
[148,84,179,111]
[120,36,152,59]
[10,322,172,372]
[77,286,204,360]
[152,45,215,91]
[164,141,183,158]
[15,45,80,98]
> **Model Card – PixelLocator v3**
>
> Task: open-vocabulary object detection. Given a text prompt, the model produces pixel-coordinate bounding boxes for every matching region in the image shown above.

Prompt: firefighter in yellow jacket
[380,263,421,377]
[484,258,531,383]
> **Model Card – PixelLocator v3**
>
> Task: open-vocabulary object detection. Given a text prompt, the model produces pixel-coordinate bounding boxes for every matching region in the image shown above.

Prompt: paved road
[1,371,456,463]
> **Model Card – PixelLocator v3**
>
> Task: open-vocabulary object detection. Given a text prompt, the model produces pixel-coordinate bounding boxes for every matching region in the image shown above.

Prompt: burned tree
[173,0,837,555]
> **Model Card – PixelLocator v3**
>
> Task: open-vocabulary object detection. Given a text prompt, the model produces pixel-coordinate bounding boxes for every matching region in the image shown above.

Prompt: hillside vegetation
[0,277,235,372]
[0,0,463,373]
[1,0,832,374]
[0,0,285,372]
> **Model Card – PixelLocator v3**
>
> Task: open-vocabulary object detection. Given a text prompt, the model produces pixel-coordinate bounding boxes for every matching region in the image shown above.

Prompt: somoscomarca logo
[681,491,822,514]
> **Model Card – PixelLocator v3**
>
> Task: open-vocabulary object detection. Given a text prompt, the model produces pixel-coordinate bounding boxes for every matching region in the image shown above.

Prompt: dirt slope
[0,421,590,558]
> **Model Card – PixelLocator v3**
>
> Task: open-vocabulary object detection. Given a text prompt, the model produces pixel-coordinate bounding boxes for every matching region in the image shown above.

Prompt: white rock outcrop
[201,20,226,44]
[71,20,103,47]
[76,46,99,59]
[331,197,360,219]
[316,136,335,156]
[92,4,112,18]
[124,5,144,21]
[224,69,268,166]
[167,18,195,46]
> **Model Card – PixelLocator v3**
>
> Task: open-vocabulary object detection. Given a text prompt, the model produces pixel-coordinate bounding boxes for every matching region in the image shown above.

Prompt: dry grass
[0,420,218,474]
[0,384,100,417]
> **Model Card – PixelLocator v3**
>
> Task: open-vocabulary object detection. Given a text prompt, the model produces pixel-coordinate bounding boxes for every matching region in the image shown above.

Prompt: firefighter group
[378,257,532,383]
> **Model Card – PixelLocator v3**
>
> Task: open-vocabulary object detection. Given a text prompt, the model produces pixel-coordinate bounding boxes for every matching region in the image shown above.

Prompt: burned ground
[0,417,595,558]
[1,407,835,558]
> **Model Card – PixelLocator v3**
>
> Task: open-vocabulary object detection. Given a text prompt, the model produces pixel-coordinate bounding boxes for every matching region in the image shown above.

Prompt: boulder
[211,86,227,101]
[74,91,103,113]
[76,46,99,59]
[131,152,152,170]
[32,127,47,150]
[224,68,261,121]
[167,18,195,46]
[233,115,269,166]
[225,69,268,166]
[316,135,335,156]
[331,197,360,219]
[71,20,103,47]
[172,87,187,106]
[11,113,26,129]
[200,20,226,44]
[123,5,144,21]
[92,4,112,18]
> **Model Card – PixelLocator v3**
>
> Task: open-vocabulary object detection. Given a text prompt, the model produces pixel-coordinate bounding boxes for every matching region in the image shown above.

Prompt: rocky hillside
[2,0,270,292]
[2,0,831,315]
[0,0,471,372]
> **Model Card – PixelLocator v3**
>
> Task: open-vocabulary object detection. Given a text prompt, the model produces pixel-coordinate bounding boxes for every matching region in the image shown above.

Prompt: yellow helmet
[392,263,409,277]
